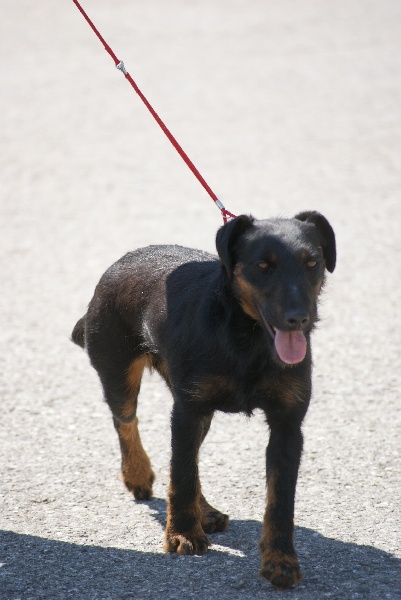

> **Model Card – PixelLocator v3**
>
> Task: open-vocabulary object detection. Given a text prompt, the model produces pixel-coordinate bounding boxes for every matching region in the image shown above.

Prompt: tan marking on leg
[260,471,301,588]
[122,355,151,420]
[116,417,155,500]
[200,494,229,533]
[165,490,210,555]
[260,470,280,552]
[114,355,155,499]
[260,549,302,589]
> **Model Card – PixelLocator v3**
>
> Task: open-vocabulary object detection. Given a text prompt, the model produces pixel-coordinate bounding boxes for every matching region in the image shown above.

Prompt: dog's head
[216,211,336,366]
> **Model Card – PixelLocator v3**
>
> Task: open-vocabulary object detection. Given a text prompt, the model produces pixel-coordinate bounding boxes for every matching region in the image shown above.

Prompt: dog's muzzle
[256,304,307,365]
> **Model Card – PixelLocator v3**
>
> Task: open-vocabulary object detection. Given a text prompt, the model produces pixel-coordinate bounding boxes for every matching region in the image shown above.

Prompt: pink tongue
[274,330,307,364]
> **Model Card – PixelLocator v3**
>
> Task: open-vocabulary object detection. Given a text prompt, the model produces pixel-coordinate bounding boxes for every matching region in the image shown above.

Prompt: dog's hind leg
[90,328,155,501]
[111,355,156,500]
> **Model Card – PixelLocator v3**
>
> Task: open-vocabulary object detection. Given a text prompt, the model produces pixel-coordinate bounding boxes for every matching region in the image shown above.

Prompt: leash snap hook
[215,199,236,224]
[116,60,128,75]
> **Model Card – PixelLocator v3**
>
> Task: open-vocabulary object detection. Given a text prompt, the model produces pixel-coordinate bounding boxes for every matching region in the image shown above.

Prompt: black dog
[72,211,336,589]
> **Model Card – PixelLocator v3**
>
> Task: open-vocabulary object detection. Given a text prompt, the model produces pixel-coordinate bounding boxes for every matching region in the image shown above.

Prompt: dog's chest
[188,367,308,413]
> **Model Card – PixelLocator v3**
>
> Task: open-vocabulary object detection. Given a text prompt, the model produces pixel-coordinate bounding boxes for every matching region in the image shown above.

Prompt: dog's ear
[295,211,336,273]
[216,215,255,277]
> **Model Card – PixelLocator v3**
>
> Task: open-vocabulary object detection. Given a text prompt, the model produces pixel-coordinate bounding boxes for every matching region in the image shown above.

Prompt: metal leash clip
[215,199,236,223]
[116,60,128,75]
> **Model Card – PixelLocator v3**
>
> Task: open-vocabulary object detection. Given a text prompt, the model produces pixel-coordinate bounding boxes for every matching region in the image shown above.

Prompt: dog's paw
[122,471,155,501]
[165,530,211,555]
[260,550,302,589]
[200,497,229,533]
[202,509,229,533]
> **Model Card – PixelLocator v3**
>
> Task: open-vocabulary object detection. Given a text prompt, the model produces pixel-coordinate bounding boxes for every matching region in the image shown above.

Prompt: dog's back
[71,244,216,348]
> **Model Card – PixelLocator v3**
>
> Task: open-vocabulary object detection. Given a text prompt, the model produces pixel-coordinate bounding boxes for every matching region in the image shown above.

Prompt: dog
[71,211,336,589]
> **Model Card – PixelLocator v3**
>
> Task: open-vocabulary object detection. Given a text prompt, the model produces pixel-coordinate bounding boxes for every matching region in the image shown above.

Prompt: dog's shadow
[2,500,399,599]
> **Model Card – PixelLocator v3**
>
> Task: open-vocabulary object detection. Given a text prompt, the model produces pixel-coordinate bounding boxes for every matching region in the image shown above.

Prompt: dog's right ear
[216,215,255,278]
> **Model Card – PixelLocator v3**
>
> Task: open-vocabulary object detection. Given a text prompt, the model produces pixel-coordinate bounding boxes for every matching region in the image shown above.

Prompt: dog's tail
[71,315,86,349]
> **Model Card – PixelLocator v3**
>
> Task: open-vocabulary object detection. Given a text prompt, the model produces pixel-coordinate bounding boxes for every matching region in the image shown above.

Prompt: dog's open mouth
[256,305,307,365]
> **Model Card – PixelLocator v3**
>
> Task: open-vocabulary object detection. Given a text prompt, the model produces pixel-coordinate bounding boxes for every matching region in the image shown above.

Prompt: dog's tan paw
[260,550,302,589]
[165,530,211,555]
[122,470,155,501]
[200,497,229,533]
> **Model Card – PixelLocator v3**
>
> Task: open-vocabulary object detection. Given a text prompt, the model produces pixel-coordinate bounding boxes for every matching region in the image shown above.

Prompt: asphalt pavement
[1,1,400,598]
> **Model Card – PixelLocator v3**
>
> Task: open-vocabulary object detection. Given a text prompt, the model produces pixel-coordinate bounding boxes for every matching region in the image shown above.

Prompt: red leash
[72,0,236,224]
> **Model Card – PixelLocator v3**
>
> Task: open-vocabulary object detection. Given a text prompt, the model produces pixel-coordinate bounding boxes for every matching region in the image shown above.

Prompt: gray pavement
[1,1,400,598]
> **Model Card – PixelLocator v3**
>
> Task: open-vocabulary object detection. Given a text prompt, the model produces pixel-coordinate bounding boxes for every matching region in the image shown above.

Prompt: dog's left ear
[216,214,255,278]
[295,211,336,272]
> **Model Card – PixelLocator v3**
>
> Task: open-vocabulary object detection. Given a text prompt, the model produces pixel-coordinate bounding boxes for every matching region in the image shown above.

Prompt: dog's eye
[257,262,270,270]
[306,260,318,268]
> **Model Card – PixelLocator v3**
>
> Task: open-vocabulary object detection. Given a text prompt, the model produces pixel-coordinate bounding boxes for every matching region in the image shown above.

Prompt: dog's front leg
[260,417,303,589]
[165,401,211,555]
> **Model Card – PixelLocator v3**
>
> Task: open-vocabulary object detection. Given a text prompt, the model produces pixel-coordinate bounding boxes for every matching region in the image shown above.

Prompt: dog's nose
[284,310,310,330]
